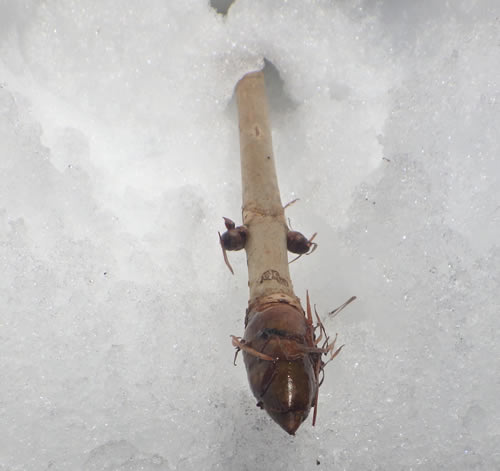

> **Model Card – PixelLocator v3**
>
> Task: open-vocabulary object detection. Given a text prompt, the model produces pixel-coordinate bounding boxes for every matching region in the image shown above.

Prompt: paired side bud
[287,231,317,264]
[219,216,318,273]
[219,217,248,274]
[219,217,248,251]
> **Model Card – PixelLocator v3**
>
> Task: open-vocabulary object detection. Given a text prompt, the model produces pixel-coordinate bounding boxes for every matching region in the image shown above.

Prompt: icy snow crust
[1,0,499,469]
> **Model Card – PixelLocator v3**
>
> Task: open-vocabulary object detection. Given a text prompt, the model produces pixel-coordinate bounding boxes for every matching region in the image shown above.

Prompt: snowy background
[1,0,499,469]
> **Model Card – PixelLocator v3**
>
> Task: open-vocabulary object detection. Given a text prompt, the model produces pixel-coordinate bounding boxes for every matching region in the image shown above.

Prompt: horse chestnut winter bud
[220,217,248,251]
[219,217,248,274]
[287,230,317,263]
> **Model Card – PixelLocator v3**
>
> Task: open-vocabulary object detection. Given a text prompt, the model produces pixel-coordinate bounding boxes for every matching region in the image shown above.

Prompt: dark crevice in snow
[226,58,295,118]
[210,0,236,16]
[261,58,296,114]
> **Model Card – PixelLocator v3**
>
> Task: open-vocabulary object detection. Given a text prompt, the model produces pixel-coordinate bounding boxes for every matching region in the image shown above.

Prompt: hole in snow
[210,0,236,16]
[262,58,296,114]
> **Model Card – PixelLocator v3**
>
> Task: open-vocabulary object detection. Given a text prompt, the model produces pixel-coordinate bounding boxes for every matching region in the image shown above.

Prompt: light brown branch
[235,71,298,310]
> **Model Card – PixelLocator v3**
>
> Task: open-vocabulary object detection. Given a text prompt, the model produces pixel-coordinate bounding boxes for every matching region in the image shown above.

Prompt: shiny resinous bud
[287,231,313,254]
[220,217,248,251]
[287,230,317,264]
[219,217,248,274]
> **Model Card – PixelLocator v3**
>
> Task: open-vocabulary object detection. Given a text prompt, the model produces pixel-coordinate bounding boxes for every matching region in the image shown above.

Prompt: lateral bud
[220,217,248,251]
[219,217,248,274]
[287,231,317,263]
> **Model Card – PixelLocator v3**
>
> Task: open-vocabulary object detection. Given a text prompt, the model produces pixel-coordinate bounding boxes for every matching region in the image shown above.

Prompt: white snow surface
[1,1,499,470]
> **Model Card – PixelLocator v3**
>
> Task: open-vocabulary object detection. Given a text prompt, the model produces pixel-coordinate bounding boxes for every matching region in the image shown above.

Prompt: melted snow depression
[0,0,499,470]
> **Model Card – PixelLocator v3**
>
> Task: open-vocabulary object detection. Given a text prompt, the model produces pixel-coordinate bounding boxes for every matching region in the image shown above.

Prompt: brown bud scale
[287,231,312,254]
[242,302,318,435]
[220,226,248,251]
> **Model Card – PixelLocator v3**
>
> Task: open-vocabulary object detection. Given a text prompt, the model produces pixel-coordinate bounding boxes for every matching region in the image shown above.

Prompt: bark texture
[236,71,300,313]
